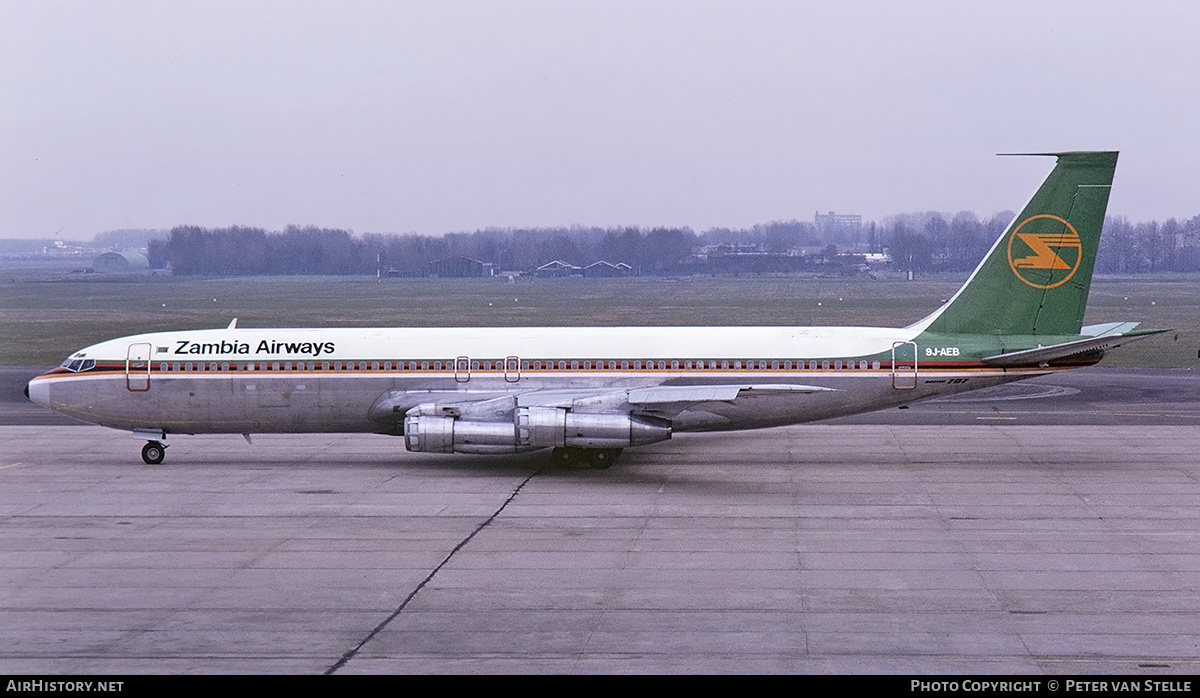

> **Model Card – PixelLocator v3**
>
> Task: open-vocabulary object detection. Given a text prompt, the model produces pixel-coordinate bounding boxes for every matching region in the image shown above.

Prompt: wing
[371,383,837,422]
[368,382,840,453]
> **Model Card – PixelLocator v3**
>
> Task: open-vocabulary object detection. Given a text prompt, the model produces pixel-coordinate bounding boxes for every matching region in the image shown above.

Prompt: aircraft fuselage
[29,325,1077,437]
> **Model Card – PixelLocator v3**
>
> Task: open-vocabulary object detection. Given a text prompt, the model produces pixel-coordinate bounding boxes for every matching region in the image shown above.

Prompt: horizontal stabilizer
[981,323,1170,366]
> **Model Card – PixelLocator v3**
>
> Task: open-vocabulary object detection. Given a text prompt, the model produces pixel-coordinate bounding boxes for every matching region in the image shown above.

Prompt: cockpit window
[61,359,96,372]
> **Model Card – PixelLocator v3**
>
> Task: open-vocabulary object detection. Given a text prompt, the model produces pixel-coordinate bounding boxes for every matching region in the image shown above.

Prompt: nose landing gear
[141,440,167,465]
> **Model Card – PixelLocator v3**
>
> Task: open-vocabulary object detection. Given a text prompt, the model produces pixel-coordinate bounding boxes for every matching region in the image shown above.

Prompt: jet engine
[404,406,671,454]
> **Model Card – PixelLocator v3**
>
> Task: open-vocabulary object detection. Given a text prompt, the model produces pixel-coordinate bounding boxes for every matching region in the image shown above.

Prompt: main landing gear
[551,447,622,470]
[141,440,167,465]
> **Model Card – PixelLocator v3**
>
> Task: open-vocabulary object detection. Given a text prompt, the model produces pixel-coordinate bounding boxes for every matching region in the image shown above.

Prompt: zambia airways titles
[171,339,337,357]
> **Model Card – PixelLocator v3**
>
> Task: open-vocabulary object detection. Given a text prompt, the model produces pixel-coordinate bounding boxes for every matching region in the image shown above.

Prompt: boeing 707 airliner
[27,151,1165,467]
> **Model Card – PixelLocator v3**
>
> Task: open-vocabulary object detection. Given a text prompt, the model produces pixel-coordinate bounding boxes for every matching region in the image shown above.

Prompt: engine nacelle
[404,407,671,454]
[517,406,672,449]
[403,415,523,454]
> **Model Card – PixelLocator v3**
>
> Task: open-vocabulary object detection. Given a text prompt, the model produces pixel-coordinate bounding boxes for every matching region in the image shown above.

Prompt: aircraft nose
[27,377,50,409]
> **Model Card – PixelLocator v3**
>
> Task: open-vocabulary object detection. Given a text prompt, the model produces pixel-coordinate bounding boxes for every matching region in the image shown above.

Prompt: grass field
[1,271,1195,367]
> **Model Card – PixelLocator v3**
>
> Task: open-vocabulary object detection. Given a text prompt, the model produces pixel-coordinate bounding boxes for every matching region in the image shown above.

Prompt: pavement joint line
[323,467,542,675]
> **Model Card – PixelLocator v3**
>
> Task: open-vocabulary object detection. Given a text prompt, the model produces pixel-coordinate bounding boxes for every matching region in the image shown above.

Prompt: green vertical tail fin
[914,151,1118,337]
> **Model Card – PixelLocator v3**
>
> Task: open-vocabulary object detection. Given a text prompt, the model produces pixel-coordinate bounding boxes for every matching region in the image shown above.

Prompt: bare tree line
[146,211,1200,276]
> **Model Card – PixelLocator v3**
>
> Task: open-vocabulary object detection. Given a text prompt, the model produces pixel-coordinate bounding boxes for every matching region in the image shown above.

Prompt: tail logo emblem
[1007,214,1082,289]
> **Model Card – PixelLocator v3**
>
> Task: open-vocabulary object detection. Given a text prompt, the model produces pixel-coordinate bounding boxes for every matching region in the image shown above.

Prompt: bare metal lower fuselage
[33,366,1033,437]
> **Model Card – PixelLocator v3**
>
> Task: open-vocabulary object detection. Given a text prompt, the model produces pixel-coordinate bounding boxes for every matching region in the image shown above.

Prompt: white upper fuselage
[86,324,917,363]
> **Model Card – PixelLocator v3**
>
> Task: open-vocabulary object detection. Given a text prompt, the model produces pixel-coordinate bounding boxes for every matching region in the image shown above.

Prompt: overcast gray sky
[2,1,1197,239]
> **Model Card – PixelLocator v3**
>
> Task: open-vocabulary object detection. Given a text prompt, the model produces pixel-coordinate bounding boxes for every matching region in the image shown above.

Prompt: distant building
[814,211,863,236]
[582,261,632,278]
[92,250,150,273]
[535,260,582,278]
[427,255,493,278]
[693,243,761,260]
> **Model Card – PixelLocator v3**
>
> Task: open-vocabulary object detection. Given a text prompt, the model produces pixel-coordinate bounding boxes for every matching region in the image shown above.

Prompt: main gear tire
[587,449,621,469]
[141,441,166,465]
